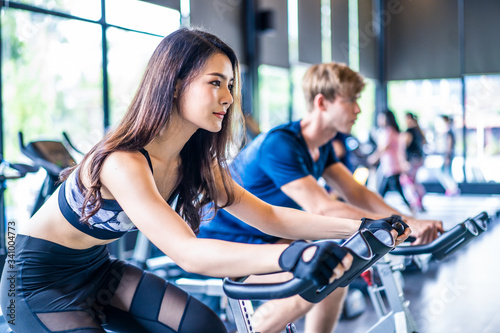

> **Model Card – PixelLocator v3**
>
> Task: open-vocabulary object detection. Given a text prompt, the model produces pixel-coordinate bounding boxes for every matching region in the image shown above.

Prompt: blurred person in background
[401,112,427,212]
[368,110,413,212]
[438,115,460,196]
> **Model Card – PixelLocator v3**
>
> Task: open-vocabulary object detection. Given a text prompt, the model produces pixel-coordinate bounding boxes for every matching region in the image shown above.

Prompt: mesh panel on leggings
[106,264,227,332]
[36,310,104,332]
[109,264,143,312]
[158,282,189,331]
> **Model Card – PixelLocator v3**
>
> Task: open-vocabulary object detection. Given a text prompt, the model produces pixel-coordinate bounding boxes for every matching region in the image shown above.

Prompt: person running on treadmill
[198,62,443,333]
[0,29,382,333]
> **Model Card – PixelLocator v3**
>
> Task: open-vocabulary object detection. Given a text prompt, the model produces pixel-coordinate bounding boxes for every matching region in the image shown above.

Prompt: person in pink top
[369,110,412,210]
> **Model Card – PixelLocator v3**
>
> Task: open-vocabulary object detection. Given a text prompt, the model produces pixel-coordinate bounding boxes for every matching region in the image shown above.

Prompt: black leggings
[0,235,226,333]
[378,173,411,209]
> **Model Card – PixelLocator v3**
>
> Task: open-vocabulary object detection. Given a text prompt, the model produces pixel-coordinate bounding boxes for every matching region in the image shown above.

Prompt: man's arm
[280,173,383,220]
[317,163,442,244]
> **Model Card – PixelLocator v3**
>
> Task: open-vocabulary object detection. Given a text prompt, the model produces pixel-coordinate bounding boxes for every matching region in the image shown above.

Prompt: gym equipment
[363,212,490,333]
[0,157,39,332]
[223,227,403,333]
[18,132,76,216]
[223,212,490,333]
[0,157,39,254]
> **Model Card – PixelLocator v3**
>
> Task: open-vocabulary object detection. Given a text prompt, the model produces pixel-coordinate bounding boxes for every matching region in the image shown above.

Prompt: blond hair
[302,62,365,112]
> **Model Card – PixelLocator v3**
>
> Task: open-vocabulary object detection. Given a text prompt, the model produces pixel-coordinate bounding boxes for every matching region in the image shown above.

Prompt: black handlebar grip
[392,222,405,236]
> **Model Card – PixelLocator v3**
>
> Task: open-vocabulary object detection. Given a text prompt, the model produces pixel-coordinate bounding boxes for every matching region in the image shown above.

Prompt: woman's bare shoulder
[100,150,151,180]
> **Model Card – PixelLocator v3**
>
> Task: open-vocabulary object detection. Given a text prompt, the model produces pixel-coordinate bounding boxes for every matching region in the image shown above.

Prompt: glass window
[2,8,103,157]
[107,28,164,127]
[258,65,291,132]
[106,0,180,35]
[2,8,103,221]
[352,78,376,143]
[290,64,309,121]
[388,79,464,182]
[464,75,500,183]
[15,0,101,20]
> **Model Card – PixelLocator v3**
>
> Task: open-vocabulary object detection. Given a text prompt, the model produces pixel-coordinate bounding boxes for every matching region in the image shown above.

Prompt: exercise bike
[18,132,77,216]
[0,157,39,255]
[361,212,490,333]
[223,225,406,333]
[0,156,39,331]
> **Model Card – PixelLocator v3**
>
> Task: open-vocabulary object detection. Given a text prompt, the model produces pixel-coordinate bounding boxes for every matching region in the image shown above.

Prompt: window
[15,0,101,20]
[1,1,180,223]
[258,65,291,132]
[106,0,180,36]
[387,77,500,184]
[2,8,103,158]
[464,75,500,183]
[107,28,164,127]
[352,78,376,143]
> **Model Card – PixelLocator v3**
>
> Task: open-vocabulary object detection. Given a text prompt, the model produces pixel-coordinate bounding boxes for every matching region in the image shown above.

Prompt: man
[199,62,443,333]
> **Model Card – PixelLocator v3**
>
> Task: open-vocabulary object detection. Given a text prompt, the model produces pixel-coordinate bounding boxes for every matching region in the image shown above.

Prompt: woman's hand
[279,240,353,286]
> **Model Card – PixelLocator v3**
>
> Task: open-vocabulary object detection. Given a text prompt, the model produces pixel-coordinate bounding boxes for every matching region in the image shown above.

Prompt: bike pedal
[285,323,297,333]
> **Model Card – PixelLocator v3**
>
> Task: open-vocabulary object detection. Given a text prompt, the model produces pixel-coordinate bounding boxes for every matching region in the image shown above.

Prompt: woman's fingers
[328,253,353,284]
[394,226,412,246]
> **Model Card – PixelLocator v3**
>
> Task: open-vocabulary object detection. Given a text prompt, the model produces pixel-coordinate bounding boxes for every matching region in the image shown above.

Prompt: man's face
[323,94,361,134]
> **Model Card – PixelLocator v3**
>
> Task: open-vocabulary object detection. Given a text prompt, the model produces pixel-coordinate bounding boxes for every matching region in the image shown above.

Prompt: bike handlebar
[223,276,312,301]
[390,212,489,260]
[223,212,489,303]
[223,228,398,304]
[0,162,39,182]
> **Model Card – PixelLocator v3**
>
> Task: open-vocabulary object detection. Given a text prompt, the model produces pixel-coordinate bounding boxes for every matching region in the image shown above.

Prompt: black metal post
[374,0,387,115]
[101,0,110,130]
[244,0,259,120]
[458,0,467,184]
[0,1,6,255]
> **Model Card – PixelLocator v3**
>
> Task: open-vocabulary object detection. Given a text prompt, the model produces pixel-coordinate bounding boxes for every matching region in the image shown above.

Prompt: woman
[369,110,412,211]
[402,112,427,211]
[0,28,365,333]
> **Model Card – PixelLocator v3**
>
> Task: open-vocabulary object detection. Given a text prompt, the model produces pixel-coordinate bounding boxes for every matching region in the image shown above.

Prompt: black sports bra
[58,149,175,240]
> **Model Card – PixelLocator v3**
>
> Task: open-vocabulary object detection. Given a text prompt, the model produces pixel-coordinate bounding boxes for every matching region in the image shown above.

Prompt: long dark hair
[381,110,400,132]
[61,28,244,233]
[406,112,426,144]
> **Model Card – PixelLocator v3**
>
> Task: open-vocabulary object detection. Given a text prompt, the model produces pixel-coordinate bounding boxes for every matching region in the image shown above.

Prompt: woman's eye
[211,80,221,87]
[228,84,234,92]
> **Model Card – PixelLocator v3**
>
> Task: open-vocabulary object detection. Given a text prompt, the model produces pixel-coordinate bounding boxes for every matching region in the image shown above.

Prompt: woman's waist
[23,198,119,250]
[14,234,108,259]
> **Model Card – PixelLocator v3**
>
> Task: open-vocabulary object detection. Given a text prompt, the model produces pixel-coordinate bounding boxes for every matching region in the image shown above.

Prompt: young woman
[0,28,363,332]
[369,110,412,210]
[402,112,427,211]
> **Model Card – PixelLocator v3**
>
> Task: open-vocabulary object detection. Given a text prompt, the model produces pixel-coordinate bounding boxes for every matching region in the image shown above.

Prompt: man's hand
[404,218,444,245]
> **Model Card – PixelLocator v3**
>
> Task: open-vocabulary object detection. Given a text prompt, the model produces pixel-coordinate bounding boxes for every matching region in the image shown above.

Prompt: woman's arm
[397,133,410,172]
[220,177,361,241]
[100,151,288,277]
[367,129,389,165]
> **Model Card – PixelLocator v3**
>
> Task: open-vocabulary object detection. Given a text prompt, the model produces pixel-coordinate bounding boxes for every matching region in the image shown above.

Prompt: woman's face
[405,115,415,127]
[178,53,234,133]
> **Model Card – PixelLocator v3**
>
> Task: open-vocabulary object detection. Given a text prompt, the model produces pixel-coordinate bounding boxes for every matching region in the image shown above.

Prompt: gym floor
[326,193,500,333]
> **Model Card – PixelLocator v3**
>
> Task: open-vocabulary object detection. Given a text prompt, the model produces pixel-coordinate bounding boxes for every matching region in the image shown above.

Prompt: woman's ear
[173,81,181,99]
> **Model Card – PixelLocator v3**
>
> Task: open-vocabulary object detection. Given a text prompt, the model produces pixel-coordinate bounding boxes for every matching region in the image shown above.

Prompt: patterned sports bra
[58,149,159,240]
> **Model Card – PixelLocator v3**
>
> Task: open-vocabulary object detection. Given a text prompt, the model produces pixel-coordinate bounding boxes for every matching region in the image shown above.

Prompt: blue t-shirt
[198,120,339,243]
